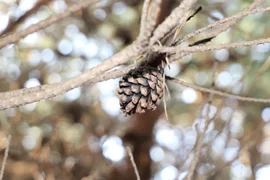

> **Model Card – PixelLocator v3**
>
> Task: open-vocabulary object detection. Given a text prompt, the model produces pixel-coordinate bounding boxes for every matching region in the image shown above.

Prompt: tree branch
[168,77,270,103]
[178,5,270,44]
[0,135,11,180]
[0,45,138,110]
[195,0,266,43]
[137,0,162,48]
[149,0,198,46]
[153,37,270,54]
[186,61,218,180]
[138,0,151,39]
[126,147,141,180]
[0,0,53,37]
[0,0,99,49]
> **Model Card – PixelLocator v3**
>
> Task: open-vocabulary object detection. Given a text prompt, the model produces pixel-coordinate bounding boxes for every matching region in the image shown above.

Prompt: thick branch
[139,0,151,38]
[137,0,162,48]
[0,45,138,110]
[0,64,133,100]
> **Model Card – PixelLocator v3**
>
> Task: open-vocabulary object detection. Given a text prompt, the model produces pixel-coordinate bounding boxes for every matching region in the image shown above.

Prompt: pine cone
[117,61,164,116]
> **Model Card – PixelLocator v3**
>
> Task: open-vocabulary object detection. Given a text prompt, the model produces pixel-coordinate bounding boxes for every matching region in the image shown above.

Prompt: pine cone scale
[151,91,158,101]
[132,95,140,104]
[139,98,147,108]
[131,85,140,93]
[143,73,151,79]
[156,85,162,95]
[126,102,135,112]
[140,86,149,96]
[148,81,155,89]
[137,78,148,86]
[123,88,132,95]
[150,75,157,82]
[119,81,129,87]
[157,73,163,81]
[128,77,137,83]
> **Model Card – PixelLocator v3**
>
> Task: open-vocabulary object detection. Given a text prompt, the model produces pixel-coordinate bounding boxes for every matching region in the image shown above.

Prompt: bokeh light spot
[159,165,178,180]
[150,146,164,162]
[262,107,270,122]
[24,78,40,88]
[181,88,197,104]
[0,13,9,32]
[155,128,180,150]
[217,71,232,88]
[112,2,127,15]
[64,88,81,101]
[102,136,125,162]
[58,39,72,55]
[215,49,229,62]
[256,165,270,180]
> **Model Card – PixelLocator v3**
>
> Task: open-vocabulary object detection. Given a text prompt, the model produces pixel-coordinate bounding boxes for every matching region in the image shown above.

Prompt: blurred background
[0,0,269,179]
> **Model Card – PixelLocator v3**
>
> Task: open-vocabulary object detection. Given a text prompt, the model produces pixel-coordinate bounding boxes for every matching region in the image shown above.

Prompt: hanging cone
[117,61,164,116]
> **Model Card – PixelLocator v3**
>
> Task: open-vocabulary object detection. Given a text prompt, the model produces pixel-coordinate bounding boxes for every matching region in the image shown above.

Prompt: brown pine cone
[117,61,164,116]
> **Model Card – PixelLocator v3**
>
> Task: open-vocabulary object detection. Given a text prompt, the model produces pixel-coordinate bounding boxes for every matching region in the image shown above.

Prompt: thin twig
[167,6,202,46]
[163,72,169,121]
[149,0,198,46]
[172,11,193,42]
[153,37,270,54]
[168,77,270,103]
[161,9,193,45]
[0,135,11,180]
[0,0,53,37]
[178,4,270,44]
[238,60,254,83]
[167,52,189,62]
[186,61,217,180]
[256,56,270,77]
[195,0,265,42]
[126,147,140,180]
[207,122,265,178]
[0,0,99,49]
[203,60,253,150]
